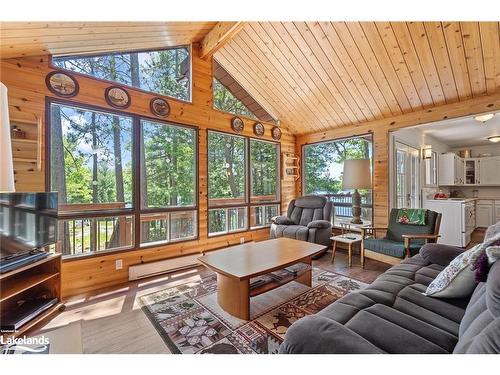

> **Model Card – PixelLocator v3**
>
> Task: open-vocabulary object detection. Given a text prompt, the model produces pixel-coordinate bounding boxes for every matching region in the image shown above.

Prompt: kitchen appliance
[423,199,476,247]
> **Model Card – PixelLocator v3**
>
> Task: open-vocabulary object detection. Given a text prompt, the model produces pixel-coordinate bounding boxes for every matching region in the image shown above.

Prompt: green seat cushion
[386,209,438,243]
[364,238,423,259]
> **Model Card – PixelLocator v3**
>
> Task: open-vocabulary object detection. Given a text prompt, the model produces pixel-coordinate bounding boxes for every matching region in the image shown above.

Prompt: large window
[140,119,197,246]
[49,100,197,257]
[213,78,256,119]
[53,46,191,102]
[303,135,373,227]
[207,131,280,236]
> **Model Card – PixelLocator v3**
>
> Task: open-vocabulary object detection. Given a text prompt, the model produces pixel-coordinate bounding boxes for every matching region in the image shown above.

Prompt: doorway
[394,141,420,209]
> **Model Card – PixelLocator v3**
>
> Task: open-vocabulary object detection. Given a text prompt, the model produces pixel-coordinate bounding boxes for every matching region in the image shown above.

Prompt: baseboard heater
[128,254,201,281]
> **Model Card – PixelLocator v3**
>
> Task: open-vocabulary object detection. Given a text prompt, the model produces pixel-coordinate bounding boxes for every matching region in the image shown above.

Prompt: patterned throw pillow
[424,245,484,298]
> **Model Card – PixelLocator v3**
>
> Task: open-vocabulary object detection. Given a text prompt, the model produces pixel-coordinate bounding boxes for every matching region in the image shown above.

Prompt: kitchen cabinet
[439,154,500,186]
[464,159,480,185]
[438,153,464,185]
[479,157,500,185]
[477,201,494,228]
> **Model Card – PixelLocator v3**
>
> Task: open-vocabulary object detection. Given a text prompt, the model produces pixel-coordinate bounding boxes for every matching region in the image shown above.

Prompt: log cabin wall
[0,45,297,297]
[296,92,500,228]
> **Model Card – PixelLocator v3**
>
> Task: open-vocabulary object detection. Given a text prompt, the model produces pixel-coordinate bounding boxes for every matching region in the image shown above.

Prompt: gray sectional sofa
[280,243,500,354]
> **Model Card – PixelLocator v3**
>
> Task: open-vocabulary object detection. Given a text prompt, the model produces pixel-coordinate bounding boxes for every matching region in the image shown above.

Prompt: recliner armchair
[270,195,332,256]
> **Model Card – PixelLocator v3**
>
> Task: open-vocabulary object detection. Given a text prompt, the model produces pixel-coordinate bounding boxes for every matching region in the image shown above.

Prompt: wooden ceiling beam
[199,22,245,60]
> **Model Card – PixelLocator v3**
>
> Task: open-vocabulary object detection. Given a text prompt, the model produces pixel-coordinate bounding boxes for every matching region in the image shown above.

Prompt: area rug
[139,267,368,354]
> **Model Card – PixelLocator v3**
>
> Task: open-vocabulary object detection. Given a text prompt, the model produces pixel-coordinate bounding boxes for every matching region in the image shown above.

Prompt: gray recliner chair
[270,195,332,256]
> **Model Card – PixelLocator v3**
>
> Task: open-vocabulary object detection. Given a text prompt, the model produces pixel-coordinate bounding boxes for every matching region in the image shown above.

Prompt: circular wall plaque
[150,97,170,117]
[46,71,79,98]
[105,86,131,109]
[231,116,244,133]
[253,122,264,137]
[271,126,282,140]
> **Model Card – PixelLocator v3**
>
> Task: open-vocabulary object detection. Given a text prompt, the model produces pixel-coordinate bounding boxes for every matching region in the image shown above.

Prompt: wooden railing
[323,193,372,223]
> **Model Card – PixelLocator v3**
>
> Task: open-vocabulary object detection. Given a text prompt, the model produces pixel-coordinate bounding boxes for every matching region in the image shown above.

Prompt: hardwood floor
[28,248,389,353]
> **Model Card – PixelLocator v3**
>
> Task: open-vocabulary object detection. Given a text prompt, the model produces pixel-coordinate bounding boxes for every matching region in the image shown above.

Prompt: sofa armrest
[419,243,465,266]
[307,220,331,229]
[271,215,294,225]
[279,315,383,354]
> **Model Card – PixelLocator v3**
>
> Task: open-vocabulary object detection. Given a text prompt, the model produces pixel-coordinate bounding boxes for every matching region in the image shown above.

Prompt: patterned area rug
[139,267,368,354]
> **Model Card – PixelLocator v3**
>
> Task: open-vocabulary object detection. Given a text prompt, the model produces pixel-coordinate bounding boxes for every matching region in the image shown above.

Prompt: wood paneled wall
[296,92,500,228]
[0,46,296,297]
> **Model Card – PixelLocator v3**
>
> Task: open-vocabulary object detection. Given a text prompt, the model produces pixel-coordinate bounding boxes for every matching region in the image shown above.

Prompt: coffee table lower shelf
[249,267,312,297]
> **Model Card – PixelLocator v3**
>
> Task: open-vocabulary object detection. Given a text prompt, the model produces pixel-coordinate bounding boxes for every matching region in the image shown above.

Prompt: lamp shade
[0,81,15,192]
[342,159,371,190]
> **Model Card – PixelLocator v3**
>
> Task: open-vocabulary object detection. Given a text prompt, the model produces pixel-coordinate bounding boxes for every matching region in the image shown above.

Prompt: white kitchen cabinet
[478,157,500,185]
[477,203,494,228]
[496,201,500,222]
[439,153,464,185]
[464,159,480,185]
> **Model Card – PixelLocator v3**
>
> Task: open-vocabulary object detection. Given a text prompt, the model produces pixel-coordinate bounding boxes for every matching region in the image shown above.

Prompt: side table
[330,233,363,267]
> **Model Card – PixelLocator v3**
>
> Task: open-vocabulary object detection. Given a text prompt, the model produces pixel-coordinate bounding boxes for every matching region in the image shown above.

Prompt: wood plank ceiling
[215,22,500,135]
[0,22,218,58]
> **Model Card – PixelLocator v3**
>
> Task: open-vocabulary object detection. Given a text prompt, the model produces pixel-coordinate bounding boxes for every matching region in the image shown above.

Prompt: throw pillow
[424,244,483,298]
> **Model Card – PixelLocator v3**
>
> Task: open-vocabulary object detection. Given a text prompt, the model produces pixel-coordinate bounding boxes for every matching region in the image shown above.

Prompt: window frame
[49,45,193,104]
[206,129,281,237]
[45,97,199,259]
[301,133,374,228]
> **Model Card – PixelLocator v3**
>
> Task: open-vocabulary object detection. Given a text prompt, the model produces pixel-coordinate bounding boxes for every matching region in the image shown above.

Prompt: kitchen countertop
[426,197,500,203]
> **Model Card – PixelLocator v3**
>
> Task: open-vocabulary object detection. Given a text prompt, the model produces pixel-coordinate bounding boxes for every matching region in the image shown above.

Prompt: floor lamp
[342,159,371,224]
[0,81,15,192]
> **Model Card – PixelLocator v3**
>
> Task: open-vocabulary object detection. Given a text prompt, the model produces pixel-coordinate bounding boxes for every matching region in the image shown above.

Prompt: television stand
[0,253,64,341]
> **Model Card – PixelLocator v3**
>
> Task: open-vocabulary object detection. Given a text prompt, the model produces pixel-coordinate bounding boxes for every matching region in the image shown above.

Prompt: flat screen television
[0,192,58,260]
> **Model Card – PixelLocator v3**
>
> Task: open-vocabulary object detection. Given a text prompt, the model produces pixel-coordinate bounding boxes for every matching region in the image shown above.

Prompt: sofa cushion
[273,224,309,241]
[385,209,438,243]
[453,261,500,353]
[364,238,422,258]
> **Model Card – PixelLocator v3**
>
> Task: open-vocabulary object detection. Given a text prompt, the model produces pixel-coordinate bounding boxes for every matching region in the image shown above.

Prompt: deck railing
[323,193,372,225]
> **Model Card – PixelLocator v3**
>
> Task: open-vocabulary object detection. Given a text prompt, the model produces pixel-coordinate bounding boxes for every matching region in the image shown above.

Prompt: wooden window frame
[206,129,281,237]
[49,45,193,104]
[45,97,199,260]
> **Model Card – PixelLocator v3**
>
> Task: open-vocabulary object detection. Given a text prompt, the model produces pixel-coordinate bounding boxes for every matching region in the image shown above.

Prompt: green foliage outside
[304,137,372,195]
[142,121,196,207]
[53,47,190,101]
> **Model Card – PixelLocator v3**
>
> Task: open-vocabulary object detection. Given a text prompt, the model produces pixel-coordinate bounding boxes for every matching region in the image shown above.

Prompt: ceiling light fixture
[474,113,495,124]
[487,136,500,143]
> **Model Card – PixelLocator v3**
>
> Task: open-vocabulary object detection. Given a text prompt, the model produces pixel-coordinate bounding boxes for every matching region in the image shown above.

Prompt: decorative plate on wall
[253,122,265,137]
[105,86,131,109]
[231,117,244,133]
[271,126,282,140]
[150,97,170,117]
[46,71,79,98]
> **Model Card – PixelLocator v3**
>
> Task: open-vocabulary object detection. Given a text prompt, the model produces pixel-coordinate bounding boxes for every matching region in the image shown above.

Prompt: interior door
[395,141,421,209]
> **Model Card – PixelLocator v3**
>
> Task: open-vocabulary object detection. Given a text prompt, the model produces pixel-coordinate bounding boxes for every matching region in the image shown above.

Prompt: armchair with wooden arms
[360,209,442,267]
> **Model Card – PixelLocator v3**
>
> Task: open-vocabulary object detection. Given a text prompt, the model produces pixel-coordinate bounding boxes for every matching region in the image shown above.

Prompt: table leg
[295,257,312,287]
[348,243,352,267]
[217,273,250,320]
[331,241,337,263]
[361,242,365,268]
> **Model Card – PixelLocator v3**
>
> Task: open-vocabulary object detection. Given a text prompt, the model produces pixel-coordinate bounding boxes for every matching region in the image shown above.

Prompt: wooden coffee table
[198,238,326,320]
